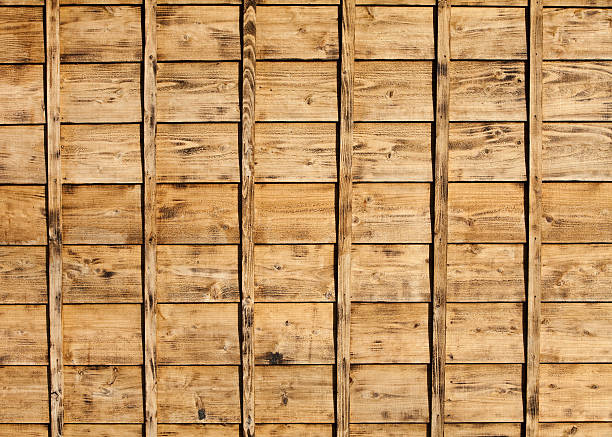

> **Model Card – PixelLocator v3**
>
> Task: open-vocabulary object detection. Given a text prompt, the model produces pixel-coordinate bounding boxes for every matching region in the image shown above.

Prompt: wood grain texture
[450,8,526,60]
[543,62,612,121]
[255,62,337,121]
[446,303,524,363]
[62,245,141,303]
[64,366,143,423]
[157,303,239,364]
[254,183,336,243]
[350,424,427,436]
[351,244,430,302]
[352,183,431,243]
[157,62,239,122]
[542,244,612,301]
[540,364,612,421]
[544,8,612,60]
[59,6,141,62]
[543,123,612,181]
[157,123,239,183]
[0,7,44,63]
[447,244,525,302]
[61,124,142,184]
[542,182,612,242]
[254,245,334,302]
[63,304,142,365]
[0,185,46,245]
[0,64,44,124]
[254,302,334,364]
[355,6,433,60]
[257,424,331,437]
[448,182,525,243]
[0,425,48,437]
[540,423,612,436]
[0,125,45,184]
[254,365,334,423]
[445,423,522,437]
[353,123,432,182]
[159,425,240,437]
[157,245,239,303]
[0,304,47,364]
[354,61,433,121]
[158,365,240,423]
[255,123,336,182]
[541,303,612,362]
[0,366,48,423]
[60,63,141,123]
[157,183,239,244]
[62,184,142,244]
[350,364,429,422]
[257,6,338,60]
[64,425,142,437]
[452,0,526,4]
[157,6,240,61]
[445,364,523,422]
[0,246,47,303]
[355,0,434,5]
[450,61,526,121]
[449,122,526,182]
[543,0,612,5]
[351,303,429,363]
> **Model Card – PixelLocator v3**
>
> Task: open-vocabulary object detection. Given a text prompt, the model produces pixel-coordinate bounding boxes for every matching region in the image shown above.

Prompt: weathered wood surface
[0,7,44,63]
[0,366,48,423]
[0,125,45,184]
[0,246,47,303]
[0,64,44,124]
[0,305,48,364]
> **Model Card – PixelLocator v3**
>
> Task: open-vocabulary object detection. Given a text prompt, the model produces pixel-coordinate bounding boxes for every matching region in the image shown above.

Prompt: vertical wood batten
[526,0,543,435]
[337,0,354,435]
[46,0,63,435]
[143,0,158,435]
[241,0,256,435]
[432,0,450,435]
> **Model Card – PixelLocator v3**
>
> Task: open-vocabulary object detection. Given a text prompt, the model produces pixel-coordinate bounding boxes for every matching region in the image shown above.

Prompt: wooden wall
[0,0,610,436]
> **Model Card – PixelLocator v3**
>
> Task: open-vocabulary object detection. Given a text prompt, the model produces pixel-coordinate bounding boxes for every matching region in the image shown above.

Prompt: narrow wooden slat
[432,0,449,434]
[0,7,44,63]
[46,0,63,435]
[527,0,543,436]
[0,64,44,124]
[143,1,158,437]
[0,126,45,184]
[0,366,49,423]
[241,0,256,434]
[0,246,47,304]
[0,305,48,365]
[337,0,353,434]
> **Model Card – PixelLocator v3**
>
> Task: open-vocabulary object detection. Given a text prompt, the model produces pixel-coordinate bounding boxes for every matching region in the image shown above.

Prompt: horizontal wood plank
[157,245,239,302]
[354,61,433,121]
[158,425,239,437]
[543,62,612,121]
[355,0,434,5]
[351,244,430,302]
[0,425,47,437]
[450,61,526,121]
[64,425,142,437]
[355,6,433,60]
[257,6,338,60]
[158,365,240,423]
[0,125,45,184]
[255,365,334,423]
[445,423,522,437]
[351,303,429,363]
[0,185,46,245]
[0,304,47,364]
[0,7,44,63]
[64,365,143,423]
[447,244,525,302]
[352,183,431,243]
[157,123,239,183]
[449,122,526,182]
[353,123,432,182]
[451,0,526,4]
[157,303,240,364]
[62,184,142,244]
[63,304,142,365]
[542,182,612,242]
[258,424,332,437]
[61,124,142,184]
[540,423,612,436]
[157,6,240,61]
[157,62,239,122]
[254,302,334,364]
[543,0,612,6]
[255,123,337,182]
[448,182,525,243]
[0,246,46,303]
[350,364,429,422]
[350,424,427,436]
[256,62,337,121]
[0,366,48,423]
[157,183,239,244]
[0,64,44,124]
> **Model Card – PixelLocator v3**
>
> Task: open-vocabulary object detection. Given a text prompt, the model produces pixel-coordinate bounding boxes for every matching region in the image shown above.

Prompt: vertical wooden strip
[337,0,354,435]
[46,0,63,435]
[432,0,450,435]
[526,0,543,435]
[241,0,256,435]
[143,0,158,435]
